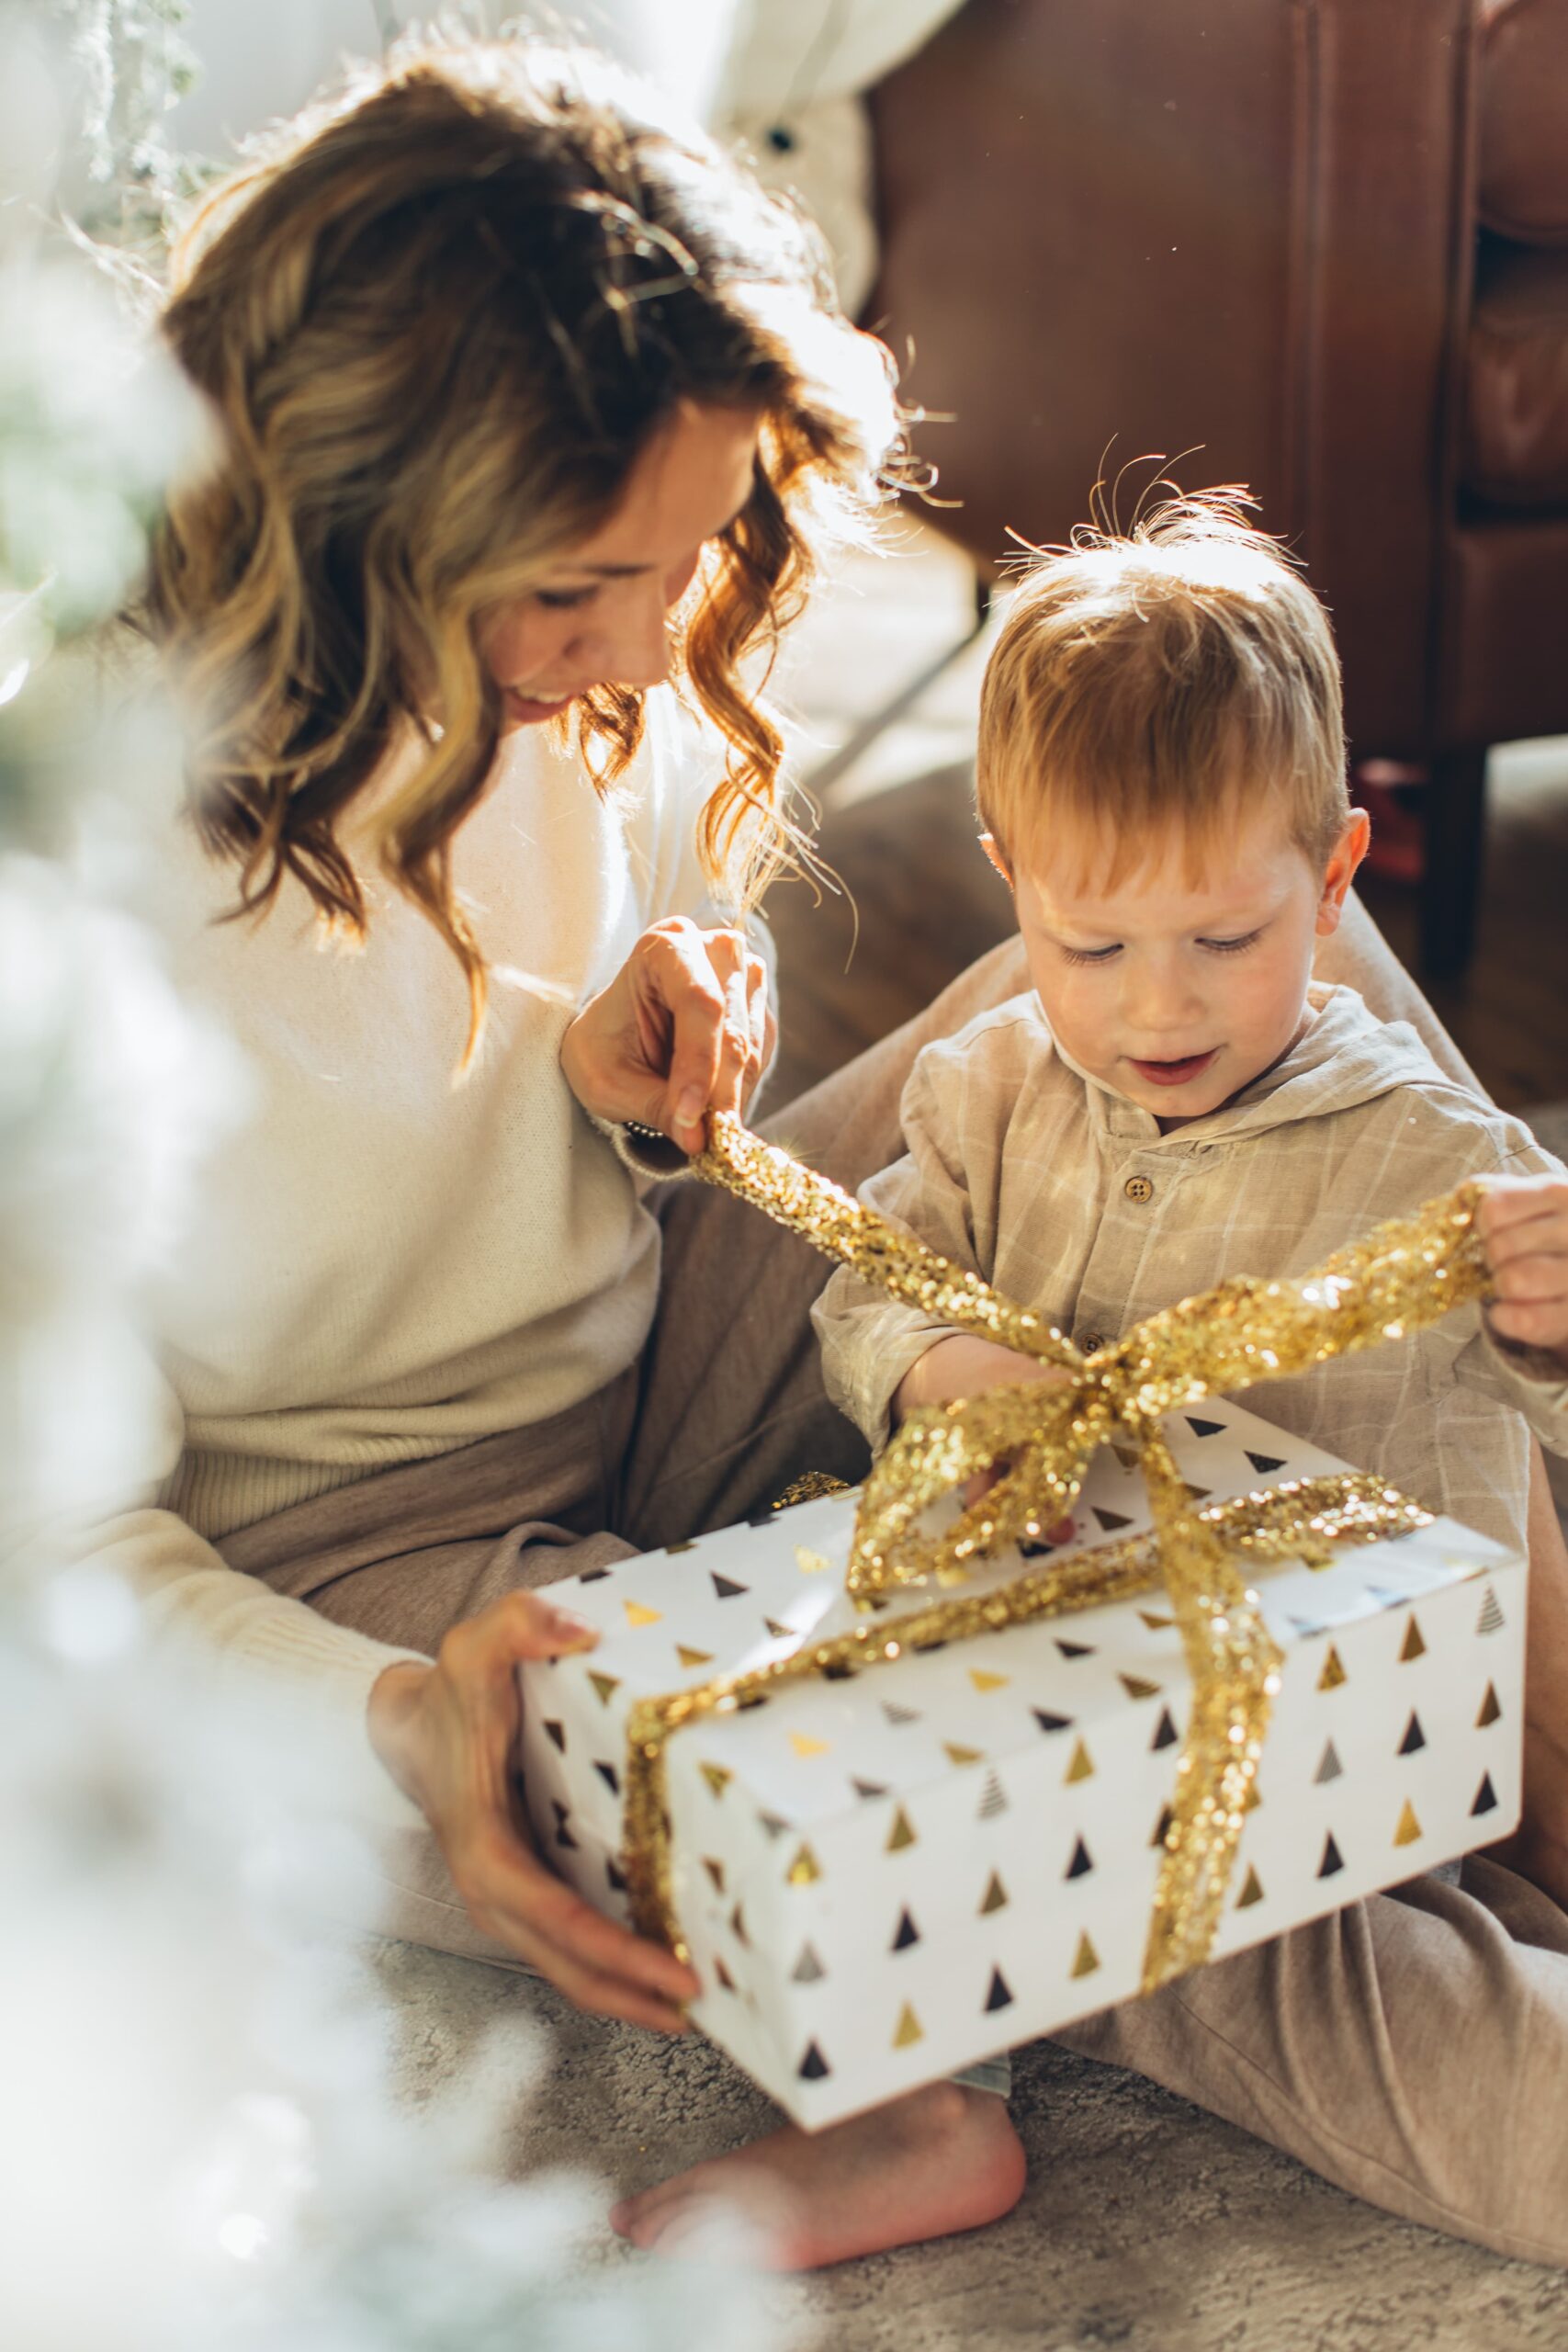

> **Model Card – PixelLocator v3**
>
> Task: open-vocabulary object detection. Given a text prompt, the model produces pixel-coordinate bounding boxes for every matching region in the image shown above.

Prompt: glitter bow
[622,1114,1492,1994]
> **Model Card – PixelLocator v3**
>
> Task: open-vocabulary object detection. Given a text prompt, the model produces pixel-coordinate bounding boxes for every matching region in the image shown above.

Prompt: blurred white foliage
[0,12,780,2348]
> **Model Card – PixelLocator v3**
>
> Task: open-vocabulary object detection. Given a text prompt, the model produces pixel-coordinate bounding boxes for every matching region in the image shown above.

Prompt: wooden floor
[765,532,1568,1121]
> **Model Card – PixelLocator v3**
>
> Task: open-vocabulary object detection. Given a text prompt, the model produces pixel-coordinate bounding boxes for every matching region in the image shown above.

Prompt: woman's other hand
[561,917,774,1154]
[367,1592,700,2031]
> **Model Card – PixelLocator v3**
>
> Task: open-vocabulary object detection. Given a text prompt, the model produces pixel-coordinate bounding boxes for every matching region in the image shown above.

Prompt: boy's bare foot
[608,2080,1026,2269]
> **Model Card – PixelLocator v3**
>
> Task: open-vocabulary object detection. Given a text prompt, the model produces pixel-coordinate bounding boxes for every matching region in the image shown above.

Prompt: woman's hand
[367,1590,700,2032]
[894,1335,1077,1517]
[561,918,774,1155]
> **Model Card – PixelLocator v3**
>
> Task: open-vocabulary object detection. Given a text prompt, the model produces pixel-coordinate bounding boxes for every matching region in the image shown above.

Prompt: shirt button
[1080,1331,1106,1355]
[1124,1174,1155,1204]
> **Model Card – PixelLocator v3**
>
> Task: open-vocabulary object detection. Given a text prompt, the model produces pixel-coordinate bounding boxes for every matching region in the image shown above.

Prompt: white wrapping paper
[520,1396,1522,2129]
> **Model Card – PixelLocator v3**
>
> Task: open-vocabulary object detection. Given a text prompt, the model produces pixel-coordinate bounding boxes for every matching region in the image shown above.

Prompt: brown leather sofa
[865,0,1568,977]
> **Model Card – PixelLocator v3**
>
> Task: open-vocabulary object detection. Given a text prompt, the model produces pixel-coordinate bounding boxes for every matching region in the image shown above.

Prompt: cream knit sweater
[83,688,739,1828]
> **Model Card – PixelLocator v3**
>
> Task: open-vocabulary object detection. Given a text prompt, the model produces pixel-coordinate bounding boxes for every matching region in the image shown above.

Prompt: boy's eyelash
[1057,930,1262,967]
[535,585,598,611]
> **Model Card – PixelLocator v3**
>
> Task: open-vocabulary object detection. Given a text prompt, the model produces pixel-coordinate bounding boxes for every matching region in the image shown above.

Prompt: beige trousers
[222,910,1568,2268]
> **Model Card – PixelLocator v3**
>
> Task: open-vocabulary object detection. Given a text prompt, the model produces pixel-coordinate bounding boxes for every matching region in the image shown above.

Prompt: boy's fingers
[1480,1182,1568,1238]
[1486,1216,1568,1272]
[1490,1253,1568,1304]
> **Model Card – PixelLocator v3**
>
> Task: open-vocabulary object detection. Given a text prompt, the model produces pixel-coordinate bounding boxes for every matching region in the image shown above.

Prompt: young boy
[615,499,1568,2272]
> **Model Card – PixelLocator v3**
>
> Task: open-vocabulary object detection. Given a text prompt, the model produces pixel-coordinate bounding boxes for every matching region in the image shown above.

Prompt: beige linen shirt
[811,983,1568,1555]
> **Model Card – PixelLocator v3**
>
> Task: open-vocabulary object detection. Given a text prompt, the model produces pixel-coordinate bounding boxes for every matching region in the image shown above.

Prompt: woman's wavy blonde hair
[136,34,900,1057]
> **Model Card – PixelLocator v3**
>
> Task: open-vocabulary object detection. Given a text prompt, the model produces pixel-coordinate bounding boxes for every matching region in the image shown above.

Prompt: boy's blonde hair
[976,492,1348,885]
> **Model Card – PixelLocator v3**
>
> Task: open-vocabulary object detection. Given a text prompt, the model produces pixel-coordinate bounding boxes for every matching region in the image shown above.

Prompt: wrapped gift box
[518,1396,1523,2129]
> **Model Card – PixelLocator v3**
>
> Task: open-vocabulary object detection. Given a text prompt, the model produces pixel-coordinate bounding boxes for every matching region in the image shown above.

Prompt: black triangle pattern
[1151,1707,1179,1751]
[1055,1639,1094,1660]
[1246,1450,1286,1475]
[986,1967,1015,2013]
[577,1566,612,1583]
[1066,1836,1094,1880]
[1033,1710,1074,1734]
[711,1573,748,1599]
[592,1760,619,1794]
[1472,1772,1499,1817]
[852,1778,888,1800]
[1187,1417,1226,1437]
[1314,1739,1343,1785]
[798,2041,830,2081]
[606,1859,628,1893]
[1398,1711,1426,1757]
[893,1908,920,1952]
[1318,1832,1345,1879]
[544,1721,566,1752]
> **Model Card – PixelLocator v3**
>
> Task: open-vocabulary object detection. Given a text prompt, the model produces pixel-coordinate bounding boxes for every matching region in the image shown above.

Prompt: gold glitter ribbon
[622,1115,1492,1996]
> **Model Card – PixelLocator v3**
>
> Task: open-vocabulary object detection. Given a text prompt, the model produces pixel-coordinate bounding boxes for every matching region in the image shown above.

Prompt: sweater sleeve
[34,1362,430,1838]
[810,1045,987,1450]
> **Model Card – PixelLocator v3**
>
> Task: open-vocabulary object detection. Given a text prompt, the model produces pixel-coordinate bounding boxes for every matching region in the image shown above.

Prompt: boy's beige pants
[223,906,1568,2269]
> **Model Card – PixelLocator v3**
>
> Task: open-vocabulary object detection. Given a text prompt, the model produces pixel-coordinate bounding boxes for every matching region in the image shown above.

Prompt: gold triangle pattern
[1393,1798,1422,1848]
[980,1871,1009,1915]
[588,1671,622,1706]
[1236,1865,1264,1909]
[1071,1931,1100,1979]
[969,1668,1010,1693]
[701,1857,725,1894]
[677,1645,715,1669]
[893,2003,924,2049]
[786,1842,822,1885]
[1317,1645,1347,1692]
[1066,1737,1094,1784]
[789,1732,829,1759]
[699,1760,732,1798]
[944,1742,985,1768]
[795,1546,829,1575]
[1119,1673,1162,1701]
[1399,1613,1427,1662]
[1476,1681,1502,1728]
[887,1806,917,1852]
[623,1600,661,1629]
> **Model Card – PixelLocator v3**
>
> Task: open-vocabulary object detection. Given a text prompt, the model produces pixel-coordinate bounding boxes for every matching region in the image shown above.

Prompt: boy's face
[992,802,1369,1126]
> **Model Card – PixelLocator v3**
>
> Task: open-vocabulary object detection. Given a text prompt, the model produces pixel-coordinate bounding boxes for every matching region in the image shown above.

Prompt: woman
[106,35,1568,2272]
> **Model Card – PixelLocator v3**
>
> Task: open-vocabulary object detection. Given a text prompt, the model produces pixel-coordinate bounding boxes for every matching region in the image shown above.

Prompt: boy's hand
[894,1336,1077,1517]
[1479,1177,1568,1368]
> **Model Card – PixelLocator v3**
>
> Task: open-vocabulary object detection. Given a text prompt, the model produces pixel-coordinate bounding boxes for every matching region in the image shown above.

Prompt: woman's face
[479,402,762,729]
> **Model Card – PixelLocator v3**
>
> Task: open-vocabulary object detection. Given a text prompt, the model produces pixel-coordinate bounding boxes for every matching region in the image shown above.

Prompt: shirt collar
[1044,983,1450,1147]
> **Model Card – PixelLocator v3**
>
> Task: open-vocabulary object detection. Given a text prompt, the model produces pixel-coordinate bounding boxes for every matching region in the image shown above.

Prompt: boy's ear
[1315,808,1371,937]
[979,831,1014,886]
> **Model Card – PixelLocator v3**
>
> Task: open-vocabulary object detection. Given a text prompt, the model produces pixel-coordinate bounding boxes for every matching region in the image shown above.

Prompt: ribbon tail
[1136,1424,1284,1989]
